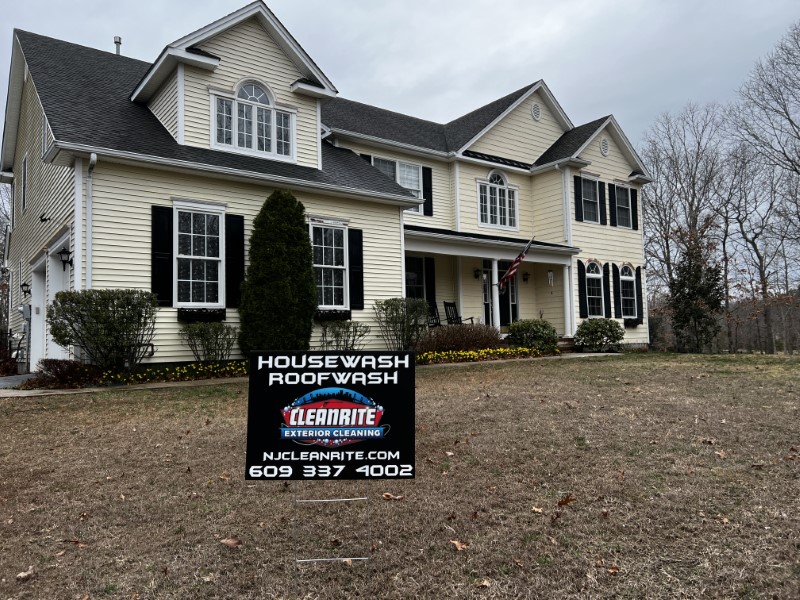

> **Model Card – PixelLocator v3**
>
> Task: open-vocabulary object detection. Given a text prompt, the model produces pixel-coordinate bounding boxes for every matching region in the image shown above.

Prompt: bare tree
[732,21,800,178]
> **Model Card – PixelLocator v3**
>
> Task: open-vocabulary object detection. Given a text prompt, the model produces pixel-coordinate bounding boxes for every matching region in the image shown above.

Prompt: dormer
[132,1,337,169]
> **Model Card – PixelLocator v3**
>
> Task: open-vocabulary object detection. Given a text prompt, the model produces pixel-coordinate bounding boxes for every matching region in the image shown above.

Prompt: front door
[483,260,519,327]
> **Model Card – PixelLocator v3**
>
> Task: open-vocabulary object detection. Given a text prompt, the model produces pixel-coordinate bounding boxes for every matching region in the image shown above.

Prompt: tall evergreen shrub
[238,190,317,352]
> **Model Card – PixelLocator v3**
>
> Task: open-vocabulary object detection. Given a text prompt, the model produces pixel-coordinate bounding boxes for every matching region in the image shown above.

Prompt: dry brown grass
[0,353,798,599]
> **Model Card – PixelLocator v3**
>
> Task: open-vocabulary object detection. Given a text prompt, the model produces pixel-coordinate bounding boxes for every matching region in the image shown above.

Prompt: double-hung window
[478,172,517,230]
[372,157,422,213]
[311,221,348,309]
[586,262,604,317]
[581,177,599,223]
[615,185,631,228]
[174,202,225,308]
[213,82,293,160]
[405,256,425,300]
[620,265,637,318]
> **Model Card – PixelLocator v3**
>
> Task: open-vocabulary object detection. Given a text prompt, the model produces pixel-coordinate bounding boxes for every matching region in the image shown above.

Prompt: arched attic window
[213,81,293,159]
[478,170,518,230]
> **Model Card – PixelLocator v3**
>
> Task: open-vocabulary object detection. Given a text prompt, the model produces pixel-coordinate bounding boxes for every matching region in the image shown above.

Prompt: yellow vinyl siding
[531,264,565,333]
[148,70,178,139]
[571,130,648,343]
[182,18,319,169]
[89,162,403,361]
[531,169,567,245]
[459,258,485,324]
[468,91,565,164]
[333,140,453,230]
[7,74,75,342]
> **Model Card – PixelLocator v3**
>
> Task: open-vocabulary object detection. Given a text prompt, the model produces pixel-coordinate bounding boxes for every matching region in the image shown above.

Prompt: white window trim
[310,219,349,311]
[586,261,604,318]
[209,88,297,164]
[371,155,423,214]
[476,171,520,232]
[620,264,637,319]
[172,199,226,309]
[581,176,600,224]
[615,184,632,229]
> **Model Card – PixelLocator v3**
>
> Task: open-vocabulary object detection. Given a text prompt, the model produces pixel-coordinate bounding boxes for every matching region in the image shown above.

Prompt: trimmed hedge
[415,323,502,353]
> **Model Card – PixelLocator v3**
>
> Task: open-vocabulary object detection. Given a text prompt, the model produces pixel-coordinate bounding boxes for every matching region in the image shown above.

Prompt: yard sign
[246,352,415,480]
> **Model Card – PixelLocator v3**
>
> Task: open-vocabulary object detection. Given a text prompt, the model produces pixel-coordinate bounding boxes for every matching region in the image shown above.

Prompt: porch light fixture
[547,270,554,287]
[473,268,481,279]
[57,247,73,271]
[522,272,530,283]
[20,282,31,296]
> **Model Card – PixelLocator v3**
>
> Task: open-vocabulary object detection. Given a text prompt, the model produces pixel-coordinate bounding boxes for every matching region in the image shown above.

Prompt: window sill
[314,309,351,321]
[477,222,520,233]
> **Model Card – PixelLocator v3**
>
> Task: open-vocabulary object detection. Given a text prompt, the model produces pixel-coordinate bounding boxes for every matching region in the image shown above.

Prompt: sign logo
[281,387,387,448]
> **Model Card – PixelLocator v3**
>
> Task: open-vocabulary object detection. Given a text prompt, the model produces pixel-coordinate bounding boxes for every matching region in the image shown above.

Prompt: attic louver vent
[600,138,609,156]
[531,103,541,122]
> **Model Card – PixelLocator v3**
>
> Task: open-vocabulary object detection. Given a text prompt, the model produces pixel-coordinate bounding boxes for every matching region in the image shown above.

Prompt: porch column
[562,264,572,336]
[491,259,501,330]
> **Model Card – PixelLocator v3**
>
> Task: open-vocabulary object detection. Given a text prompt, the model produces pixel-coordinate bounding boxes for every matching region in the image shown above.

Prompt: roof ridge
[14,29,150,66]
[444,82,538,128]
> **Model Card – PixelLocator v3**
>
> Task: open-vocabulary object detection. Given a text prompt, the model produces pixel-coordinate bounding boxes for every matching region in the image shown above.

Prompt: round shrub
[506,319,559,354]
[574,318,625,352]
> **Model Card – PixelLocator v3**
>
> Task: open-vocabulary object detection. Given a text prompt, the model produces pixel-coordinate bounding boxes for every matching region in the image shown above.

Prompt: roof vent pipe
[114,36,122,55]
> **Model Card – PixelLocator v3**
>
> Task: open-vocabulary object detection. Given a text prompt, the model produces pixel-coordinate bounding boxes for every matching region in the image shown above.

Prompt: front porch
[403,226,580,336]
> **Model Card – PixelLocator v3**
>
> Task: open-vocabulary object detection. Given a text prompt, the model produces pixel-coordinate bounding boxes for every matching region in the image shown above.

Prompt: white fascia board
[455,153,531,174]
[535,80,574,130]
[169,1,337,95]
[53,141,422,209]
[131,48,219,102]
[529,157,590,175]
[404,229,579,259]
[1,38,25,172]
[290,81,336,99]
[329,129,450,160]
[0,172,13,183]
[572,116,653,181]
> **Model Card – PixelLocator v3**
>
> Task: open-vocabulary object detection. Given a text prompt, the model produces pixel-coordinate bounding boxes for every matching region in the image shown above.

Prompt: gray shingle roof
[14,30,414,199]
[321,83,537,154]
[533,116,609,166]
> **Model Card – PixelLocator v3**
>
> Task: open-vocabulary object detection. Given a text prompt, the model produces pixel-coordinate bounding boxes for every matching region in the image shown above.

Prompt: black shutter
[424,256,436,304]
[225,214,245,309]
[151,206,173,307]
[422,167,433,216]
[608,184,617,227]
[599,182,607,225]
[631,189,639,231]
[348,229,364,310]
[635,267,644,325]
[612,263,622,318]
[577,260,588,319]
[359,153,372,164]
[603,262,612,318]
[574,175,583,222]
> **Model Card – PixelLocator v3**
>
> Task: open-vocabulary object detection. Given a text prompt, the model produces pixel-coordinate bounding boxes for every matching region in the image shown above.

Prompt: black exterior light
[57,247,73,271]
[20,282,31,296]
[522,271,530,283]
[473,268,481,279]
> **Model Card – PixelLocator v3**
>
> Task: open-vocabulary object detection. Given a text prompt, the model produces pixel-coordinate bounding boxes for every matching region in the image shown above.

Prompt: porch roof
[404,225,580,265]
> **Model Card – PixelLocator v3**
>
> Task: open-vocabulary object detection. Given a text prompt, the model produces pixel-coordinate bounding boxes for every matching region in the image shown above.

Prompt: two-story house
[1,1,651,369]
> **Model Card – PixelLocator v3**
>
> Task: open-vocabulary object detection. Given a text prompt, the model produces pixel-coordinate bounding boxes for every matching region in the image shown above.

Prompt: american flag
[498,237,535,292]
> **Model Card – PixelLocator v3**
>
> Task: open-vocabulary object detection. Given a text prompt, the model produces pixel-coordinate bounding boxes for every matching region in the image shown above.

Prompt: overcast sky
[1,0,797,146]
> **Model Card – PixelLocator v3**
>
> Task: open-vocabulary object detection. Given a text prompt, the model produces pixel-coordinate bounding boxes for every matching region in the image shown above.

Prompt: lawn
[0,353,798,599]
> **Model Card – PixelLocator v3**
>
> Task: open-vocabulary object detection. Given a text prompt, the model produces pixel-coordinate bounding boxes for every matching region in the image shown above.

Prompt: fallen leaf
[342,558,353,566]
[614,470,625,481]
[557,494,576,507]
[6,518,13,524]
[715,450,727,459]
[601,509,610,519]
[607,565,620,574]
[205,418,212,426]
[330,538,341,547]
[721,517,730,524]
[120,494,126,501]
[131,593,141,599]
[594,559,605,568]
[513,558,523,567]
[449,539,469,551]
[445,451,455,457]
[219,472,231,482]
[475,578,491,588]
[55,550,66,557]
[702,438,716,445]
[80,512,90,521]
[382,493,404,501]
[220,537,242,548]
[16,565,35,582]
[80,594,89,600]
[531,506,543,514]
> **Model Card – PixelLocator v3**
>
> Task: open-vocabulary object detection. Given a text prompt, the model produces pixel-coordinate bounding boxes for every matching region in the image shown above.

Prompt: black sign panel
[246,352,415,480]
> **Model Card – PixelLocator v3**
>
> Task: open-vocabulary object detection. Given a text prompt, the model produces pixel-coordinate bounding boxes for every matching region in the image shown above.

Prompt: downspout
[86,153,97,288]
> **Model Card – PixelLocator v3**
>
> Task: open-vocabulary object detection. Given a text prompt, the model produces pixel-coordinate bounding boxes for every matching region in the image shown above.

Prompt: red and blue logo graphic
[281,387,387,447]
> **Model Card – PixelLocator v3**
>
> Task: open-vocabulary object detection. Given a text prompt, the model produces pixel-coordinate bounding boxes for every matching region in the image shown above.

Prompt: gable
[467,90,566,164]
[577,125,638,181]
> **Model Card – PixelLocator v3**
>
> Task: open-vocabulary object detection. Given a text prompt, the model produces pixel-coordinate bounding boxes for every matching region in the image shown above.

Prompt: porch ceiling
[404,225,579,265]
